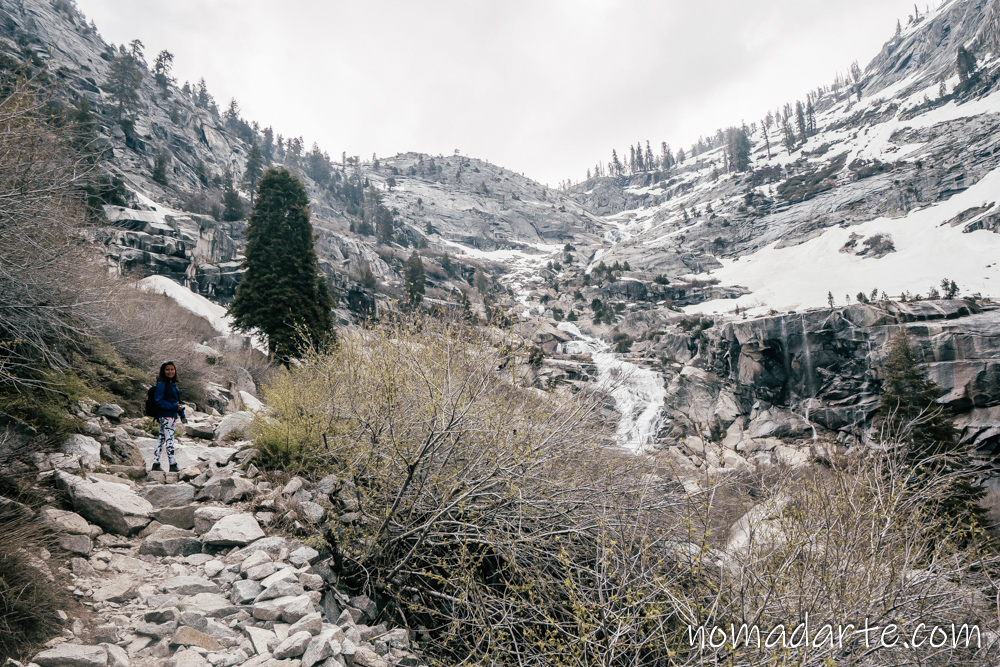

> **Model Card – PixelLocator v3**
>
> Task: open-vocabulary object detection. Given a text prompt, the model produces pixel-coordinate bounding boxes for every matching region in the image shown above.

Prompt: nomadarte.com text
[688,615,982,651]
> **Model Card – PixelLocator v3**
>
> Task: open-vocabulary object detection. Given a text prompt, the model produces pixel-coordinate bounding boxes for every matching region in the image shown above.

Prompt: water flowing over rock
[556,322,667,453]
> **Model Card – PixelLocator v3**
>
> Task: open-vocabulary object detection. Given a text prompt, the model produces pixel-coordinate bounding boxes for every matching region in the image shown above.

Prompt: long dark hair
[157,361,179,384]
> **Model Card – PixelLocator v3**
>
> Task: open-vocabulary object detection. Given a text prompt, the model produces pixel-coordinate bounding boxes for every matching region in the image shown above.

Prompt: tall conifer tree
[229,169,334,358]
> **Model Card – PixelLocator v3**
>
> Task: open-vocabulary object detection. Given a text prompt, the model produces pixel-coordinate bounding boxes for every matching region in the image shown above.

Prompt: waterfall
[557,322,666,454]
[799,314,818,427]
[779,318,793,393]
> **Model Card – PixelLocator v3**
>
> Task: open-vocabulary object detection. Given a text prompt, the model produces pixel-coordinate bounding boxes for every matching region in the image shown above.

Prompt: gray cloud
[75,0,923,185]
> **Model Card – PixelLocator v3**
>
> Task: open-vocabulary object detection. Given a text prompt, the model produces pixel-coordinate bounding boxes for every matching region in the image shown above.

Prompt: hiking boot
[168,463,179,473]
[150,462,162,472]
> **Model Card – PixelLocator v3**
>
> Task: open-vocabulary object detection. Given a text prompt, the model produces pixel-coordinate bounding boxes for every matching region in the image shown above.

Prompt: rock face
[711,303,1000,430]
[59,473,153,535]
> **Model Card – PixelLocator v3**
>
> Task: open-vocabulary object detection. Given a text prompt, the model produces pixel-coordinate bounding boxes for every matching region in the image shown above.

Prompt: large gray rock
[237,535,290,558]
[139,525,203,557]
[252,594,313,623]
[201,513,264,546]
[62,434,102,470]
[59,533,93,555]
[215,412,252,442]
[34,644,107,667]
[39,508,93,535]
[92,576,138,603]
[141,484,196,508]
[96,404,125,419]
[171,625,223,651]
[135,620,178,639]
[102,643,129,667]
[136,438,238,471]
[297,501,326,524]
[177,593,235,618]
[230,579,263,604]
[288,612,322,636]
[220,476,255,504]
[183,421,217,440]
[152,504,198,530]
[193,506,237,534]
[254,579,305,602]
[162,576,220,595]
[60,474,153,535]
[272,631,312,659]
[289,546,320,567]
[300,629,342,667]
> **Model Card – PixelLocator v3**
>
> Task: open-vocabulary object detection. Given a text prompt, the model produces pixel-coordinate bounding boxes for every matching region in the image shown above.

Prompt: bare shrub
[679,448,1000,666]
[98,289,224,408]
[0,80,116,390]
[253,318,699,664]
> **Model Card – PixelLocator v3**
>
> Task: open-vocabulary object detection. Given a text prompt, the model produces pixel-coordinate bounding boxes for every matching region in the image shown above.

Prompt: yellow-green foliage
[138,417,159,436]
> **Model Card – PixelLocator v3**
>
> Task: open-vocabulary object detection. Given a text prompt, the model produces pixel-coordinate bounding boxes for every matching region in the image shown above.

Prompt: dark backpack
[144,385,159,418]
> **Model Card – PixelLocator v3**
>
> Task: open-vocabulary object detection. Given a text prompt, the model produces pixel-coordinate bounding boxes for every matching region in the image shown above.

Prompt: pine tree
[153,50,174,89]
[403,252,425,306]
[760,117,771,160]
[875,333,988,539]
[460,291,474,322]
[196,78,211,108]
[361,267,376,290]
[243,141,265,205]
[222,170,245,221]
[725,127,752,172]
[781,109,796,153]
[795,101,807,144]
[376,207,394,245]
[103,45,144,119]
[70,97,98,156]
[957,46,977,84]
[152,152,169,186]
[474,267,488,294]
[850,61,863,101]
[229,169,334,359]
[441,252,453,277]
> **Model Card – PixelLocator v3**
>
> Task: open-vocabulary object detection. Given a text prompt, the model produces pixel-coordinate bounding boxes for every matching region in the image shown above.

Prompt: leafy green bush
[138,417,159,436]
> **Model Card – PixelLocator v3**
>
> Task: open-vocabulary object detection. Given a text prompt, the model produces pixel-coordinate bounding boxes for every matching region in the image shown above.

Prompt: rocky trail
[4,405,425,667]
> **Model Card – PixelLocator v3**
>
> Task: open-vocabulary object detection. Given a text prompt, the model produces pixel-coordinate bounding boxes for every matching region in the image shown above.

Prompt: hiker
[151,361,187,473]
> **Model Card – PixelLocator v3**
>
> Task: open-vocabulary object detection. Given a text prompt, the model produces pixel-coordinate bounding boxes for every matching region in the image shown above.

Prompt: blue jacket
[154,381,181,418]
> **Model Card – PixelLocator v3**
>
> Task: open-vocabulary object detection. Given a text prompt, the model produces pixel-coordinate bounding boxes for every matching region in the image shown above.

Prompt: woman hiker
[152,361,186,473]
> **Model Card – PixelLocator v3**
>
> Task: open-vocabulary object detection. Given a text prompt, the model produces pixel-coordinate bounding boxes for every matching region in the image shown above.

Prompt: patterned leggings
[155,417,177,465]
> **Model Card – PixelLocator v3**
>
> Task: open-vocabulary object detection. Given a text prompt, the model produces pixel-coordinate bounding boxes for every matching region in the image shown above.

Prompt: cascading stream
[556,322,667,454]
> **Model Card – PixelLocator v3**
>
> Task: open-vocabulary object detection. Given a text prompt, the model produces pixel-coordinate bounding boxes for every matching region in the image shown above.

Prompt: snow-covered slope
[567,0,1000,317]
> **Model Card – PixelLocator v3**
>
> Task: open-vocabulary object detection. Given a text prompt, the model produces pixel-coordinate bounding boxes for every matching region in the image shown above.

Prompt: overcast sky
[74,0,925,186]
